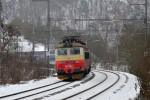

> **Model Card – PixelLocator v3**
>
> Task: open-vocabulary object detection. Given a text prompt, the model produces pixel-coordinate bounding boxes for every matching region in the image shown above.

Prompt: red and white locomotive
[55,36,91,80]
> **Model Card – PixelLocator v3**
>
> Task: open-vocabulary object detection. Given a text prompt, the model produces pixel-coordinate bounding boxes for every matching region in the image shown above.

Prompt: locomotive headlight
[69,65,73,67]
[65,66,68,68]
[73,61,79,64]
[65,65,73,68]
[76,61,79,63]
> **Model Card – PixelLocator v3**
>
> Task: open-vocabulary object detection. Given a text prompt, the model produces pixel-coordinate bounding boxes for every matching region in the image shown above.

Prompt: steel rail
[13,72,95,100]
[121,73,129,83]
[86,70,121,100]
[34,72,96,99]
[14,82,73,100]
[0,80,63,99]
[62,71,108,100]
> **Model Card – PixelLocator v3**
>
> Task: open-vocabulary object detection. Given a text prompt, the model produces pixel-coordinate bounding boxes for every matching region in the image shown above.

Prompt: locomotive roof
[55,42,88,49]
[55,36,88,49]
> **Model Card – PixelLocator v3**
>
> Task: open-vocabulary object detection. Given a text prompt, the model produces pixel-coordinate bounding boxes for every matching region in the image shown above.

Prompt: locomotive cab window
[85,52,89,59]
[70,48,80,55]
[57,48,67,56]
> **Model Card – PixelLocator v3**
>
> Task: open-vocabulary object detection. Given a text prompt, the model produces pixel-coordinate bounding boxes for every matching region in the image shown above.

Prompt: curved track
[16,72,95,100]
[62,71,108,100]
[0,70,129,100]
[0,72,95,100]
[61,70,121,100]
[0,80,63,99]
[86,70,120,100]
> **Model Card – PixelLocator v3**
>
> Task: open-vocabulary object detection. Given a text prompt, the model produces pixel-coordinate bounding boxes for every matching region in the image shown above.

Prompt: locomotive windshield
[57,48,67,56]
[70,48,80,55]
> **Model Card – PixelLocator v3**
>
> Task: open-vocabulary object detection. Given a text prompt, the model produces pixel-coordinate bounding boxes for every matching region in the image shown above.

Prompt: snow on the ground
[44,72,107,100]
[0,77,59,97]
[18,36,45,52]
[119,72,140,100]
[0,69,140,100]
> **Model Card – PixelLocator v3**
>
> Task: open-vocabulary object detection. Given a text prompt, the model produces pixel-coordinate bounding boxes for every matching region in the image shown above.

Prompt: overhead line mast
[32,1,36,55]
[130,0,148,56]
[32,0,50,76]
[0,0,1,46]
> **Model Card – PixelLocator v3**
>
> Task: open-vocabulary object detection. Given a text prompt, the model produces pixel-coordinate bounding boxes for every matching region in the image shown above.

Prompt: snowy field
[18,36,45,52]
[0,67,140,100]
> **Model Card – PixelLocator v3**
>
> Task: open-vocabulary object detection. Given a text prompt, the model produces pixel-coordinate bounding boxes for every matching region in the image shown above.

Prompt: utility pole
[15,25,19,53]
[115,0,119,70]
[116,29,119,70]
[104,27,108,65]
[0,0,2,84]
[32,1,36,55]
[47,0,50,53]
[33,0,50,75]
[104,0,108,66]
[130,0,148,56]
[0,0,1,26]
[32,0,50,76]
[145,0,148,55]
[47,0,50,76]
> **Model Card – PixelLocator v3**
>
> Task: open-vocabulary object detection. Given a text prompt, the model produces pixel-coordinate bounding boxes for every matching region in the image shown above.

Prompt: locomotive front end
[55,47,84,79]
[55,36,91,80]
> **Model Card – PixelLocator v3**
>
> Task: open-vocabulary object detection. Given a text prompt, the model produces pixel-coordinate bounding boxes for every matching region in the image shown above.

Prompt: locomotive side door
[84,50,90,70]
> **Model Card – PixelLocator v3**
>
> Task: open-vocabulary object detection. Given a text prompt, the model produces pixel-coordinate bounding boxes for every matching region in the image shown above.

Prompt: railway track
[0,72,95,100]
[86,70,120,100]
[61,70,119,100]
[16,72,95,100]
[14,82,73,100]
[26,72,96,100]
[0,80,63,99]
[58,70,128,100]
[87,70,129,100]
[0,70,129,100]
[38,70,125,100]
[0,81,72,100]
[62,71,108,100]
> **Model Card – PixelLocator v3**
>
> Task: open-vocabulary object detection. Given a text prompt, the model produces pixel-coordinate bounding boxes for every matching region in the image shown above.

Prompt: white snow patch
[18,36,45,52]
